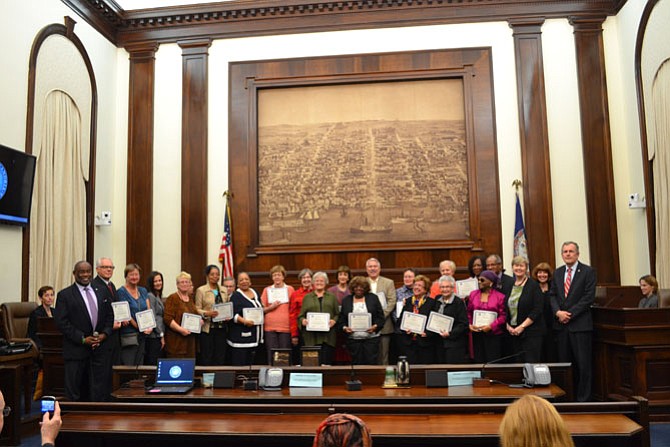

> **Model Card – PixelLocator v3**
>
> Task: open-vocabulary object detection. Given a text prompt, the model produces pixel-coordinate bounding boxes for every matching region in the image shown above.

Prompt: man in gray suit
[366,258,397,365]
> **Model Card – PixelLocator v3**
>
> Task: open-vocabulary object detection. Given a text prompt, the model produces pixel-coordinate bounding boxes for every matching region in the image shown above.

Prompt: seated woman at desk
[499,395,574,447]
[397,274,435,364]
[299,272,339,365]
[28,285,55,348]
[638,274,659,308]
[228,272,263,366]
[338,276,385,365]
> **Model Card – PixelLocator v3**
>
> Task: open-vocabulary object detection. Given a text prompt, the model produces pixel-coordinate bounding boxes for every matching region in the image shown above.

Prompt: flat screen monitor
[0,144,37,226]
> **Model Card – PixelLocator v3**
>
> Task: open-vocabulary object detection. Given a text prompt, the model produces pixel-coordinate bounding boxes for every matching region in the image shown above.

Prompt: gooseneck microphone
[473,351,526,387]
[345,362,362,391]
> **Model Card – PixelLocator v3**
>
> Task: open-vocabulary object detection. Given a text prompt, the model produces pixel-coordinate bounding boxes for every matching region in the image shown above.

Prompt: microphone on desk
[473,351,526,387]
[345,362,362,391]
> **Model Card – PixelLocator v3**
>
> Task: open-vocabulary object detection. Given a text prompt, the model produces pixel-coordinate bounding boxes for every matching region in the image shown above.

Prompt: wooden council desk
[112,382,565,404]
[56,400,649,447]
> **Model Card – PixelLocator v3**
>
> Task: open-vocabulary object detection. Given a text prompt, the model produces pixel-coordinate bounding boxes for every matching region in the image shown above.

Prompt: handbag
[120,332,139,347]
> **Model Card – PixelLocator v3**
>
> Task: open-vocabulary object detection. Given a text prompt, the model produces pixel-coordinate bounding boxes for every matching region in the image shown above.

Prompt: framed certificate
[112,301,131,322]
[426,311,454,334]
[348,313,372,332]
[473,310,497,327]
[212,302,233,322]
[136,309,156,332]
[181,312,202,334]
[400,312,427,334]
[268,287,289,304]
[306,312,331,332]
[243,307,264,325]
[455,278,479,298]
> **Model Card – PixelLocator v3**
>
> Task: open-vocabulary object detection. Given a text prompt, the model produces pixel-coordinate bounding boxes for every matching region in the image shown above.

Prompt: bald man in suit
[55,261,114,401]
[550,241,596,402]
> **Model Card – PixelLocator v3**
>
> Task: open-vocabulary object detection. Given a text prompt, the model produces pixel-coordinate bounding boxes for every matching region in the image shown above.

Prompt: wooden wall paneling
[126,43,158,273]
[229,48,501,280]
[179,39,211,278]
[509,19,556,268]
[570,16,620,285]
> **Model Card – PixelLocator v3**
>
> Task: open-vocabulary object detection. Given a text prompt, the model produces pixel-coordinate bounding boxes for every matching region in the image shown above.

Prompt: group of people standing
[29,242,660,403]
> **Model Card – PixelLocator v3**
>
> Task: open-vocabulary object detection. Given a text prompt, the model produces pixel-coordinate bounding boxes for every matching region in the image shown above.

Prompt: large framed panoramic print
[229,48,501,269]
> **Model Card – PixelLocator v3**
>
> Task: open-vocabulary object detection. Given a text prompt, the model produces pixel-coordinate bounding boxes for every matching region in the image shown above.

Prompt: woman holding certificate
[117,264,152,365]
[467,270,507,363]
[433,275,469,364]
[164,272,200,358]
[337,276,385,365]
[260,265,295,364]
[195,265,230,366]
[145,271,166,365]
[228,272,263,366]
[299,272,339,365]
[397,275,435,364]
[505,256,545,363]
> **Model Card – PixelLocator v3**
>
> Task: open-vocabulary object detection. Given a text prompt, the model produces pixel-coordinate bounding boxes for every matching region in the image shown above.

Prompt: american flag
[219,197,234,278]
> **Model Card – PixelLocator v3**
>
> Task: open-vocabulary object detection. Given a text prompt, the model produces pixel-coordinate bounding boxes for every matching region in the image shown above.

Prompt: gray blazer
[147,293,166,338]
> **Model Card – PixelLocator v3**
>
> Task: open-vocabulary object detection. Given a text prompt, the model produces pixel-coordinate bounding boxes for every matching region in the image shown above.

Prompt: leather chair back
[659,289,670,308]
[1,302,37,341]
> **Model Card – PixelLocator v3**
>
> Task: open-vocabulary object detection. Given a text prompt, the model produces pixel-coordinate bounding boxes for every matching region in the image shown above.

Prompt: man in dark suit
[486,254,514,298]
[55,261,114,401]
[91,257,121,399]
[550,241,596,402]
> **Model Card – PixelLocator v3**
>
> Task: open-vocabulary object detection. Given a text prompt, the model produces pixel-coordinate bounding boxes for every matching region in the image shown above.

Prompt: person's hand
[143,329,152,335]
[556,310,571,324]
[113,321,122,330]
[481,325,492,333]
[366,324,378,334]
[207,310,219,318]
[469,324,478,332]
[291,336,299,346]
[160,337,165,349]
[440,330,450,338]
[244,319,255,327]
[301,318,308,327]
[329,319,336,328]
[343,327,353,334]
[40,401,62,444]
[180,327,191,336]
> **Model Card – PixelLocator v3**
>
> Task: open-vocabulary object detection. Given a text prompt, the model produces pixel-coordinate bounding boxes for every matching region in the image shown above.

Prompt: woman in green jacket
[299,271,340,365]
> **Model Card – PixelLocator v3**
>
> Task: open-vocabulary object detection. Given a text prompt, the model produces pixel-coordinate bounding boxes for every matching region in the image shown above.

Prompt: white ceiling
[115,0,231,11]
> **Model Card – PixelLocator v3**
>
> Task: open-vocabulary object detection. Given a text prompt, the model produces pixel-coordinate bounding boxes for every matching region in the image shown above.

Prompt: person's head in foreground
[313,413,372,447]
[499,395,574,447]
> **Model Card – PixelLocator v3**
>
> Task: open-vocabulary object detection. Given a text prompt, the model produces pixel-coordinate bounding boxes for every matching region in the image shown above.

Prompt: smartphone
[41,396,56,416]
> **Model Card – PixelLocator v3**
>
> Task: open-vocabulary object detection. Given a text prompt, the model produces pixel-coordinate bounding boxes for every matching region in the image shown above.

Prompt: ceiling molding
[62,0,627,47]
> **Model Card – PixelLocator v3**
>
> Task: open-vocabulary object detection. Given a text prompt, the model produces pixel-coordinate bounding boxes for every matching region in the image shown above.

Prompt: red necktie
[564,267,572,299]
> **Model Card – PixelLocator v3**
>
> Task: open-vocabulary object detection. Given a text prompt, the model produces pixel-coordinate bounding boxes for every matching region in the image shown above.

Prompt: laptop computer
[145,358,196,394]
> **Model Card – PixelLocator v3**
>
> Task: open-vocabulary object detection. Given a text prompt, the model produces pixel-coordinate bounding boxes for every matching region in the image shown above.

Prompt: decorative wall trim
[62,0,627,46]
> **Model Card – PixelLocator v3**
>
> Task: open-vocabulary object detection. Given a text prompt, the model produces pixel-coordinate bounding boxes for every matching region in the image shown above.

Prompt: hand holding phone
[41,396,56,416]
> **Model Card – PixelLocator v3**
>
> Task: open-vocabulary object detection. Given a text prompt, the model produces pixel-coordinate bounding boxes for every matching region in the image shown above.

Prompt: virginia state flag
[513,192,529,262]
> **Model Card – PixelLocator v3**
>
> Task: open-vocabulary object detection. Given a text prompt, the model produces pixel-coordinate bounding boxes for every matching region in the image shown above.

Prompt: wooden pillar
[126,42,158,272]
[570,16,620,285]
[509,18,555,266]
[179,39,211,276]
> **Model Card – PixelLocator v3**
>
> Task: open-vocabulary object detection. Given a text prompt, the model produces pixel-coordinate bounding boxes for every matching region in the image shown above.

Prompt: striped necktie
[564,267,572,299]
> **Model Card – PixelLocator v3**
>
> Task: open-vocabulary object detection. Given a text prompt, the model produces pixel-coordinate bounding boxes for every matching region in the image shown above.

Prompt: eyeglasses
[1,406,11,416]
[478,278,488,283]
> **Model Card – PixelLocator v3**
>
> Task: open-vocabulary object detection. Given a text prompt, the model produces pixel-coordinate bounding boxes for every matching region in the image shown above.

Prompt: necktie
[84,287,98,329]
[564,267,572,299]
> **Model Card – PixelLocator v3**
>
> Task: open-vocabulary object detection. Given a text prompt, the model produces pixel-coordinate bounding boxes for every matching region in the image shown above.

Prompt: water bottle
[396,355,410,385]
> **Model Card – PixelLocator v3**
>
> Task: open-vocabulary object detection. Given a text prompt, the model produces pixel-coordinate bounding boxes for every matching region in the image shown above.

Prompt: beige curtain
[29,90,88,302]
[652,59,670,288]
